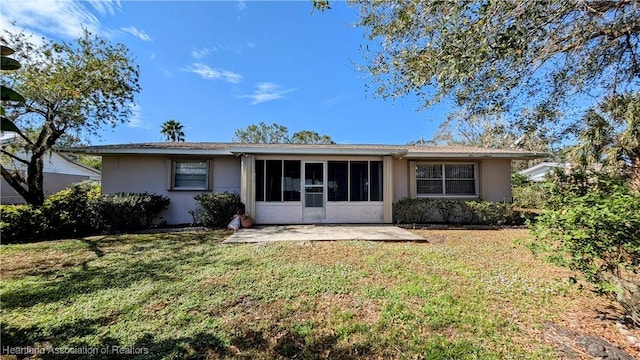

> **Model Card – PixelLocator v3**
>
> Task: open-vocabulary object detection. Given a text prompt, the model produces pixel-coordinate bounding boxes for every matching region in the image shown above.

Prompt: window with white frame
[416,163,476,196]
[172,160,208,190]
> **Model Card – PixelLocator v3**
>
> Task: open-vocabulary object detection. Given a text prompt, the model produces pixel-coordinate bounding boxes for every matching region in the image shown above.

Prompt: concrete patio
[222,224,426,243]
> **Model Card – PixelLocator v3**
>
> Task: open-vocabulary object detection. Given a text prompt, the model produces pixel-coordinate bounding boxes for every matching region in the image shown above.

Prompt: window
[370,161,383,201]
[327,160,383,202]
[328,161,348,201]
[255,160,265,201]
[255,160,301,202]
[416,163,476,196]
[350,161,368,201]
[265,160,282,201]
[173,160,208,189]
[283,160,301,201]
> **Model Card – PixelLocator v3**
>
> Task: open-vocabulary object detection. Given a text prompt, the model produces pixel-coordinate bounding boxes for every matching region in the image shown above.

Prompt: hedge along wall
[0,181,170,243]
[392,197,529,226]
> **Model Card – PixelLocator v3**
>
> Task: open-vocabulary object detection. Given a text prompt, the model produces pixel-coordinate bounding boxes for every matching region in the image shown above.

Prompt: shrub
[191,192,244,228]
[393,198,525,225]
[0,204,45,243]
[41,180,101,238]
[531,180,640,325]
[92,193,170,232]
[512,182,551,209]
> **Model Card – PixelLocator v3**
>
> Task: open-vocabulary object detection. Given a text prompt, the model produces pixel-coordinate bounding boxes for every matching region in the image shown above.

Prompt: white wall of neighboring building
[1,151,101,204]
[518,162,563,182]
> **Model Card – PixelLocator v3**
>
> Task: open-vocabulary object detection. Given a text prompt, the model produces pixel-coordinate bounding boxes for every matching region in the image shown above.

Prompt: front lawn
[0,229,635,359]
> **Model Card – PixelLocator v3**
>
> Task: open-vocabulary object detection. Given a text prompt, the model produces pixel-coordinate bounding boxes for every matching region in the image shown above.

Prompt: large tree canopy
[233,122,334,144]
[352,0,639,124]
[1,29,140,205]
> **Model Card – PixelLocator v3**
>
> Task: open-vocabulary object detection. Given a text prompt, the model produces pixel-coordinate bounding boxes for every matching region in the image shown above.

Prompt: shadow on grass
[1,233,228,310]
[1,320,373,359]
[1,322,228,359]
[228,326,372,359]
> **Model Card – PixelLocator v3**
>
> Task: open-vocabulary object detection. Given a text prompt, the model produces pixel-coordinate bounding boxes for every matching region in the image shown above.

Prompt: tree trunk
[24,155,45,206]
[1,150,46,206]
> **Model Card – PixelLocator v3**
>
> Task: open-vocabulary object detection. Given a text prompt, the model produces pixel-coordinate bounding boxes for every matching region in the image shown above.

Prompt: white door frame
[302,161,326,220]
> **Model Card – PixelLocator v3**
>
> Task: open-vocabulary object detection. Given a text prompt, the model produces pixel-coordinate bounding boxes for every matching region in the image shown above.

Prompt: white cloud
[183,63,242,83]
[0,0,121,40]
[128,103,150,129]
[87,0,121,16]
[191,47,216,60]
[121,26,152,42]
[241,82,296,105]
[237,0,247,11]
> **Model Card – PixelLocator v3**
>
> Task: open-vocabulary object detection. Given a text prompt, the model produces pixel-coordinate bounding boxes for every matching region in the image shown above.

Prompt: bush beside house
[191,192,245,228]
[0,181,170,243]
[393,198,528,226]
[531,172,640,326]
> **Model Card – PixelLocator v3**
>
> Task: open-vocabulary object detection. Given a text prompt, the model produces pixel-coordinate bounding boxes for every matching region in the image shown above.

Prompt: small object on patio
[228,214,241,232]
[240,214,254,228]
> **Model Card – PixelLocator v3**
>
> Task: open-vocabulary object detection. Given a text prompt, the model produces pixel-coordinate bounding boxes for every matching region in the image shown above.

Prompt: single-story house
[1,150,101,204]
[64,142,546,225]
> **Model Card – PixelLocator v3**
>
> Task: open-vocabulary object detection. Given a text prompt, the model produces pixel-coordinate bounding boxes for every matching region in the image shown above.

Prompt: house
[64,142,547,224]
[518,162,566,182]
[1,150,101,204]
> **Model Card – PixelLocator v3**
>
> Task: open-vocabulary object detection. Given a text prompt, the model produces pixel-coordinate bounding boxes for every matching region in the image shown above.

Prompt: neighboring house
[64,142,547,224]
[518,162,566,182]
[1,150,101,204]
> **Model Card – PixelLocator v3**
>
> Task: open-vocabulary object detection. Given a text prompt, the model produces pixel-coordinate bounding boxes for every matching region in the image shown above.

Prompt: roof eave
[404,151,550,160]
[228,147,399,156]
[57,147,233,156]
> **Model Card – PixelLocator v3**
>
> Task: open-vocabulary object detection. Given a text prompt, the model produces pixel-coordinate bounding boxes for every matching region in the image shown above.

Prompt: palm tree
[570,92,640,189]
[161,119,185,142]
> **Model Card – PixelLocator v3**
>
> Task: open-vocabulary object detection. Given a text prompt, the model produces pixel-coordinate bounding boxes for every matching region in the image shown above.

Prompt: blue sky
[1,0,451,145]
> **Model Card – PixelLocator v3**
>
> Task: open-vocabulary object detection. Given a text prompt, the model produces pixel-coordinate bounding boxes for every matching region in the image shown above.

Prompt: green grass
[0,229,600,359]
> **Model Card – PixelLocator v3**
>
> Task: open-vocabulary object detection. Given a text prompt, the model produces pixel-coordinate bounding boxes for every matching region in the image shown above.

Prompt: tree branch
[0,164,27,196]
[0,148,29,165]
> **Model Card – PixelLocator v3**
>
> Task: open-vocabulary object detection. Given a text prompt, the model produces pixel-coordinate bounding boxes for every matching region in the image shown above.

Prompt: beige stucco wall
[392,158,409,202]
[394,158,513,202]
[101,155,241,224]
[478,159,512,202]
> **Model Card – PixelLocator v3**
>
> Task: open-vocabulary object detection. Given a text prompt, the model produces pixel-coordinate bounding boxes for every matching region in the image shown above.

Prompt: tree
[291,130,335,144]
[161,119,185,142]
[1,40,24,135]
[1,30,140,205]
[232,122,334,144]
[532,172,640,326]
[352,0,638,121]
[570,92,640,189]
[233,122,290,144]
